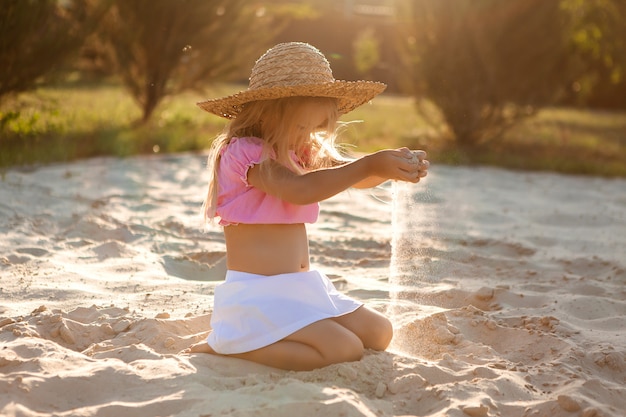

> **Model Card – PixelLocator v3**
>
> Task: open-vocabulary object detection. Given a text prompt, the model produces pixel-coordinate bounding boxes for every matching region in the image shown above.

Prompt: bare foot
[181,341,217,354]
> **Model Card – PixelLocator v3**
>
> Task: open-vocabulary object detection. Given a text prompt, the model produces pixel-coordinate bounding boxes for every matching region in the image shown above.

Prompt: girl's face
[291,98,337,148]
[253,97,337,150]
[299,100,331,133]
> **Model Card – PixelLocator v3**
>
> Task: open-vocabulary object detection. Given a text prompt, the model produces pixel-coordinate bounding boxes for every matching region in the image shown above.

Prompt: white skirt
[207,269,363,354]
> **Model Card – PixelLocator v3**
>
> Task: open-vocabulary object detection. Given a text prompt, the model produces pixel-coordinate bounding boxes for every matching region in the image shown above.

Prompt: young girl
[187,42,428,371]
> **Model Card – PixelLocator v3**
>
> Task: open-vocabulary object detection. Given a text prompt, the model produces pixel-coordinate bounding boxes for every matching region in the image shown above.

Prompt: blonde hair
[203,96,347,222]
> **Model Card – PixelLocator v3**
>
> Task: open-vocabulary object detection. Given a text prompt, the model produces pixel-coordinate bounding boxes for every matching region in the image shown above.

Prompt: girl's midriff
[224,223,310,276]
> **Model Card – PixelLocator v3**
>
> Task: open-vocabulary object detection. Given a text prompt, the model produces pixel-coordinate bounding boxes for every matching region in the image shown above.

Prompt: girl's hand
[365,147,429,183]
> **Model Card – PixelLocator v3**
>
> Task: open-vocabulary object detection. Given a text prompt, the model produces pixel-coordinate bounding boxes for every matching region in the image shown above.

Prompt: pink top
[216,137,319,226]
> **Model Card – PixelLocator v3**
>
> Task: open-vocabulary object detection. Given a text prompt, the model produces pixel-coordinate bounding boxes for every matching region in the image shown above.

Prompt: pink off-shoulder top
[215,137,319,226]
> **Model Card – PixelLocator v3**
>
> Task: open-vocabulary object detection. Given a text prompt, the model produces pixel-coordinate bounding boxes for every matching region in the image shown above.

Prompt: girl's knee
[370,316,393,351]
[334,331,365,363]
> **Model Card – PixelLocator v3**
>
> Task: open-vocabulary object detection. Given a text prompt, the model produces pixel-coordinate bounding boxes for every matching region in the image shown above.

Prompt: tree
[0,0,107,103]
[100,0,297,124]
[562,0,626,109]
[395,0,572,145]
[353,28,381,80]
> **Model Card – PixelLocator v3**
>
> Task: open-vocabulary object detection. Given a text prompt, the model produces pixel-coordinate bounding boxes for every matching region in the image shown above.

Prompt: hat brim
[197,80,387,119]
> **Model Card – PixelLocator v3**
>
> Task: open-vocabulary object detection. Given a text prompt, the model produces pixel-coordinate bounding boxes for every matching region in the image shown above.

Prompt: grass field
[1,81,625,177]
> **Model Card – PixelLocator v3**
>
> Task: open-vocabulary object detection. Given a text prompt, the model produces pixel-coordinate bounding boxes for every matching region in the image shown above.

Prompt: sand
[1,153,625,417]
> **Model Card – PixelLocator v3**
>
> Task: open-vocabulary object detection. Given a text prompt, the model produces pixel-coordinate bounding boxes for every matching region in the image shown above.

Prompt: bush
[396,0,572,145]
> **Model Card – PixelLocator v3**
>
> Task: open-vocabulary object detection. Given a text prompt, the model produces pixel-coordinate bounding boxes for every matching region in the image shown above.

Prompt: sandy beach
[1,153,625,417]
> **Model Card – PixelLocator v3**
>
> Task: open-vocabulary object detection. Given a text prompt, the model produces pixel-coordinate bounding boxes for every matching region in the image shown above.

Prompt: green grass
[342,97,626,177]
[0,81,233,167]
[2,80,625,177]
[469,108,626,176]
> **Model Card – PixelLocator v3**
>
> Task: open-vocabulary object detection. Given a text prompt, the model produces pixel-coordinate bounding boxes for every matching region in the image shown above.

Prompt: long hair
[203,96,347,222]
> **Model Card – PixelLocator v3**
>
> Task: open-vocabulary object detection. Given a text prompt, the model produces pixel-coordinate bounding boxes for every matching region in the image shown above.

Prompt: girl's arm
[351,175,388,189]
[248,148,428,205]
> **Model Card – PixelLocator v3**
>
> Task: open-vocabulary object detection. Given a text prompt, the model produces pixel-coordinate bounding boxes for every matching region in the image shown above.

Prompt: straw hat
[197,42,387,119]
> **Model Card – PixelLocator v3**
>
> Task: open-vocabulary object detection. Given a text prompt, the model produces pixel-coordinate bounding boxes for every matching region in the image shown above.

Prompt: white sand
[1,154,625,417]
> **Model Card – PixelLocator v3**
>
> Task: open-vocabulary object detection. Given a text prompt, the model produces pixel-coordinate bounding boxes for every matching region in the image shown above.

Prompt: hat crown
[249,42,335,90]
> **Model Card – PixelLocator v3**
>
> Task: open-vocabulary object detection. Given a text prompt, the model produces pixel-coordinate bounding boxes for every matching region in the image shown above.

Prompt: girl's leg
[331,305,393,351]
[187,318,364,371]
